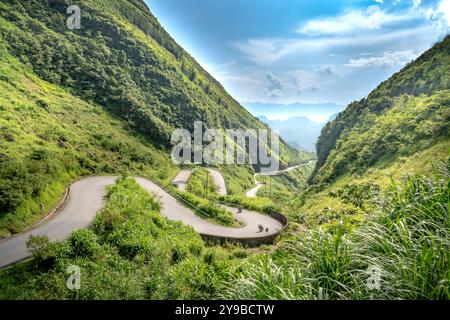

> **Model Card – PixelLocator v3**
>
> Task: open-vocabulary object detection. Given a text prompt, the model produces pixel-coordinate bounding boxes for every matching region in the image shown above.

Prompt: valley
[0,175,285,268]
[0,0,448,301]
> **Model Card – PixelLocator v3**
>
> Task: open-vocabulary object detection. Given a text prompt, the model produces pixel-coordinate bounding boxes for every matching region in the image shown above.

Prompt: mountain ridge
[243,101,344,123]
[311,35,450,184]
[0,0,303,236]
[257,115,324,152]
[0,0,301,165]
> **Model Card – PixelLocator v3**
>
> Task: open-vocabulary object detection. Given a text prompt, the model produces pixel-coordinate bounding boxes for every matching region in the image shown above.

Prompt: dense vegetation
[0,178,244,299]
[2,161,448,300]
[0,0,304,236]
[173,189,239,227]
[0,0,301,160]
[295,35,450,234]
[185,168,218,198]
[312,35,450,184]
[256,163,315,202]
[0,0,448,301]
[0,40,177,237]
[217,165,255,195]
[221,162,450,299]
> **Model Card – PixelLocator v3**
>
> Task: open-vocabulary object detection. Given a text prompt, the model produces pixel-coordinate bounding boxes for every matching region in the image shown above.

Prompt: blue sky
[147,0,450,114]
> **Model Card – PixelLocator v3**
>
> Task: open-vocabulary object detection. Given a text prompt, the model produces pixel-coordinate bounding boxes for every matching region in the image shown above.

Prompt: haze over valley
[0,0,448,303]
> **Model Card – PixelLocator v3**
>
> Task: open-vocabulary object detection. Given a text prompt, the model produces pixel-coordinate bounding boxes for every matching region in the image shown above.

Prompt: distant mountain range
[258,115,335,152]
[243,102,344,123]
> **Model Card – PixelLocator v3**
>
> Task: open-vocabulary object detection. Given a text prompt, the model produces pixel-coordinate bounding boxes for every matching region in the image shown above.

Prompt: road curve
[246,161,315,198]
[207,169,228,196]
[172,168,228,196]
[171,170,193,192]
[0,176,283,268]
[246,176,264,198]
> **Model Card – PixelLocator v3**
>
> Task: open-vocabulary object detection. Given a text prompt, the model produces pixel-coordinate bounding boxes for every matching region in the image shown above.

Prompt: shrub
[26,235,53,262]
[68,230,98,258]
[221,162,450,300]
[0,161,32,213]
[329,183,380,213]
[222,195,278,214]
[203,250,216,265]
[176,191,237,227]
[171,245,188,265]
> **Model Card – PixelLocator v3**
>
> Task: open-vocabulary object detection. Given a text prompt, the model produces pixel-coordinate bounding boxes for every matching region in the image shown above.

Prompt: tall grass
[220,161,450,300]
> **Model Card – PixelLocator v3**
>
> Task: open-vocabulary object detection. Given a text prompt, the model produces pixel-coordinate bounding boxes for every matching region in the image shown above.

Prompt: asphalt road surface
[172,169,228,196]
[171,170,193,191]
[0,176,282,268]
[207,169,228,196]
[246,161,315,198]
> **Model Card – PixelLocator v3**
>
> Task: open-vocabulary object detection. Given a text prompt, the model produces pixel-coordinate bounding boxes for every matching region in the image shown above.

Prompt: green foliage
[0,161,33,213]
[26,235,52,262]
[0,38,177,237]
[221,162,450,300]
[0,0,302,235]
[175,190,238,227]
[68,230,98,258]
[185,168,218,198]
[221,162,315,219]
[219,165,255,195]
[1,0,448,302]
[329,183,380,213]
[257,163,315,202]
[222,195,279,215]
[0,155,62,214]
[0,0,300,163]
[0,178,241,300]
[313,36,450,184]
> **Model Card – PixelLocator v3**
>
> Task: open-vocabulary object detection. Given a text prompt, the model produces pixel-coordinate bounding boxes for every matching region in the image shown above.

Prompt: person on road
[258,224,264,233]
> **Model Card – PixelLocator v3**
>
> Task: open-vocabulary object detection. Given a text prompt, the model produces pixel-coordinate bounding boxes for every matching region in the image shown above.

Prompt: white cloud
[438,0,450,26]
[235,26,432,64]
[345,50,418,68]
[318,66,336,77]
[418,0,450,28]
[291,69,320,95]
[296,7,413,35]
[234,0,450,66]
[226,0,449,104]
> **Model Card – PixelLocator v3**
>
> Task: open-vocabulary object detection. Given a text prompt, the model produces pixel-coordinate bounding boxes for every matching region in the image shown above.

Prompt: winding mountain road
[246,161,315,198]
[172,168,228,196]
[246,177,264,198]
[0,176,283,268]
[171,170,193,192]
[207,169,228,196]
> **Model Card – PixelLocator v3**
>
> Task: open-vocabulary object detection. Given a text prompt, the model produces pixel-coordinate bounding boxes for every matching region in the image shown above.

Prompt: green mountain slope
[0,0,303,236]
[0,0,300,162]
[0,41,178,237]
[311,35,450,184]
[0,2,448,301]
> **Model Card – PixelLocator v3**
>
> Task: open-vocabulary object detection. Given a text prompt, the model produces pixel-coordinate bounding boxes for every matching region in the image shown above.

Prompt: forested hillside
[312,35,450,184]
[0,0,303,236]
[0,0,260,145]
[0,0,448,301]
